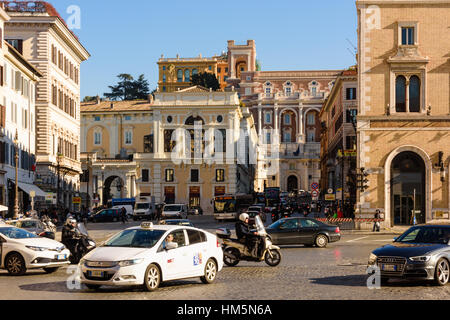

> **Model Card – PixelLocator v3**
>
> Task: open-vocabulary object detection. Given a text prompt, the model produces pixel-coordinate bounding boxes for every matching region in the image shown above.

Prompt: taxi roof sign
[141,222,154,229]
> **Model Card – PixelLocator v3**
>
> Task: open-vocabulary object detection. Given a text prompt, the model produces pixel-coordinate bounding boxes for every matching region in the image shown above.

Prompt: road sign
[325,194,335,201]
[72,197,81,204]
[311,183,319,190]
[311,190,319,197]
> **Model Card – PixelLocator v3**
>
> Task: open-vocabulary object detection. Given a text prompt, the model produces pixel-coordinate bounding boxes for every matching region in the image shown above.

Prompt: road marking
[346,236,369,243]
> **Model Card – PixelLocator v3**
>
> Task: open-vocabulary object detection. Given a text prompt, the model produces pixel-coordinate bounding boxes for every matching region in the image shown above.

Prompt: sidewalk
[341,226,409,236]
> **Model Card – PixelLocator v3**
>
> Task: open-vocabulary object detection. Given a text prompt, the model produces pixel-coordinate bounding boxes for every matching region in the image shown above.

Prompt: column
[258,104,262,134]
[273,103,279,144]
[298,103,304,143]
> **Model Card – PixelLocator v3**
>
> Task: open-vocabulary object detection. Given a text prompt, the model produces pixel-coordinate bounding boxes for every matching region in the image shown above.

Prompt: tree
[190,72,220,91]
[82,96,98,103]
[104,74,150,101]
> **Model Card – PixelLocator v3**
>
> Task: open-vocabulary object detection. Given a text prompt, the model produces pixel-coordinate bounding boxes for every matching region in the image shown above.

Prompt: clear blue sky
[51,0,358,99]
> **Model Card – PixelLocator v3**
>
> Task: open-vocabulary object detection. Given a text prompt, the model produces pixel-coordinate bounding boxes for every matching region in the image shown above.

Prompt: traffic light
[356,168,369,192]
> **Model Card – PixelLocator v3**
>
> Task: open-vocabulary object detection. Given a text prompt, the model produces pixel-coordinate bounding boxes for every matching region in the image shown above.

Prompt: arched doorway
[103,176,125,205]
[391,152,426,225]
[287,176,298,193]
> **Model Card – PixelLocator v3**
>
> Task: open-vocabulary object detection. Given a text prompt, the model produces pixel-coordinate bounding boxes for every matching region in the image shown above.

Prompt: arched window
[192,69,198,76]
[184,69,190,83]
[177,69,183,82]
[185,116,205,125]
[409,75,420,112]
[395,76,406,112]
[284,113,291,125]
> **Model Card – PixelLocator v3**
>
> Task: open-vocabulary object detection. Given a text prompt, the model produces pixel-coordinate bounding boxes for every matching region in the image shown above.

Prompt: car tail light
[216,238,221,248]
[335,227,340,233]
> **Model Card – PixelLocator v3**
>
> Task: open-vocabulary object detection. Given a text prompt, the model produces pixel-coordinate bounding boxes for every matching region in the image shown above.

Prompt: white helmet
[239,213,249,222]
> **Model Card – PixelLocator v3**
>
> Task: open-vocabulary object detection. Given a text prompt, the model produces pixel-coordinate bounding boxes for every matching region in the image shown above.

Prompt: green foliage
[190,72,220,91]
[256,59,261,71]
[82,96,98,103]
[104,74,150,101]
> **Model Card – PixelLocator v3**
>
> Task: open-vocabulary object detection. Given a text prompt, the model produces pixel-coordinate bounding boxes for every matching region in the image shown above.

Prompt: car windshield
[395,227,450,244]
[17,221,37,228]
[136,203,149,209]
[268,220,284,229]
[104,229,165,248]
[0,227,38,239]
[164,205,181,212]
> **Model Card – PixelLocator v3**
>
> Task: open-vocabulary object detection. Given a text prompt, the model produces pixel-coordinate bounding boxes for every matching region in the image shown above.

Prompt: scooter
[217,216,281,267]
[69,222,96,264]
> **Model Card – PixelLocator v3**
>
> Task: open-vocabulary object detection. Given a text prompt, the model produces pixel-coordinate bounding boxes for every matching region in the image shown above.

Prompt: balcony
[258,91,326,102]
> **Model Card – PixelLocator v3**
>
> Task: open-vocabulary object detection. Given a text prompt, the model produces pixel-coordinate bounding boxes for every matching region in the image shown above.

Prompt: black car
[266,217,340,248]
[90,209,122,223]
[159,219,195,227]
[368,224,450,286]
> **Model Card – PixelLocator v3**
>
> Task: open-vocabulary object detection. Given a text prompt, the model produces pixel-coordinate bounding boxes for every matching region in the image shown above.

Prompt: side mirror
[166,242,178,250]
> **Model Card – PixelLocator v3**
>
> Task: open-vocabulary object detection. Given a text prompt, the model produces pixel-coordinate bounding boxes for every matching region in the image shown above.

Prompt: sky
[51,0,358,99]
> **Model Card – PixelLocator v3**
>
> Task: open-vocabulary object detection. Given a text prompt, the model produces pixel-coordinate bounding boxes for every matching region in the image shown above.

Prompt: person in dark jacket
[235,213,259,257]
[61,218,79,255]
[373,209,381,232]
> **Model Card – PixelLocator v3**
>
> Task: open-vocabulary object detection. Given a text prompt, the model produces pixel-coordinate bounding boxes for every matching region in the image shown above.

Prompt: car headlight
[368,253,377,265]
[409,256,431,262]
[118,259,144,267]
[26,246,48,252]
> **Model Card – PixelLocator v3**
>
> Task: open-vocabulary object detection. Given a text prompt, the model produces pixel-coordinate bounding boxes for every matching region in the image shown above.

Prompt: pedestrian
[121,207,127,224]
[373,209,381,232]
[337,206,343,219]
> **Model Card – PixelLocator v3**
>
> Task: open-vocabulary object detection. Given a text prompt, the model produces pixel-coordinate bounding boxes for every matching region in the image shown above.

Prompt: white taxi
[79,222,223,291]
[0,224,70,275]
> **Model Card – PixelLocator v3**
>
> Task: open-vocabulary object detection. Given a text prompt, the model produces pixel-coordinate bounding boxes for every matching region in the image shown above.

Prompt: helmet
[66,217,77,226]
[239,213,249,222]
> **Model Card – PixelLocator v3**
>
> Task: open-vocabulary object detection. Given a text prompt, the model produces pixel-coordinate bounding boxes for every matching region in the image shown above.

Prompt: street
[0,215,448,300]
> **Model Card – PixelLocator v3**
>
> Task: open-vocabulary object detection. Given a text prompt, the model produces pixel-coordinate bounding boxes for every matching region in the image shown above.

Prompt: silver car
[368,224,450,286]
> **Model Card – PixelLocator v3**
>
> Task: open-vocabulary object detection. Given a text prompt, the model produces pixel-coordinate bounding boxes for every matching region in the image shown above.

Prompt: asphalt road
[0,215,448,300]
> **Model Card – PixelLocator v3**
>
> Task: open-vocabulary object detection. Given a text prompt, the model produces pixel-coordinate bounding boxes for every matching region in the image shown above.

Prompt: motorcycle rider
[235,213,259,258]
[61,218,79,259]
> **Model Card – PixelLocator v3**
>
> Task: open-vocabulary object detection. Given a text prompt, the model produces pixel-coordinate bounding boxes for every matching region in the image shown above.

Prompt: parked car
[159,219,195,227]
[368,224,450,286]
[112,205,134,219]
[79,222,223,291]
[161,204,188,219]
[15,218,55,239]
[188,206,203,216]
[266,217,341,248]
[90,209,122,223]
[0,225,70,275]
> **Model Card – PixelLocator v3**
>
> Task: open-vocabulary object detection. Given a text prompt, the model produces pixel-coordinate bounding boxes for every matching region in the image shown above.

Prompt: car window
[280,219,298,229]
[170,230,186,247]
[19,221,37,228]
[187,229,206,245]
[396,228,420,243]
[0,227,38,239]
[300,219,319,228]
[104,229,165,248]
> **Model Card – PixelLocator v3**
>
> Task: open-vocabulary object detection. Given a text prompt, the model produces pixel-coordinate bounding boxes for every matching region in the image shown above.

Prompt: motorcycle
[68,222,96,264]
[40,215,57,233]
[217,216,281,267]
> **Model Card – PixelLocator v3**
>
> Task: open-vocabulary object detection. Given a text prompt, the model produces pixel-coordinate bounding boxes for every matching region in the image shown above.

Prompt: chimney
[148,94,154,104]
[96,95,100,105]
[110,102,114,109]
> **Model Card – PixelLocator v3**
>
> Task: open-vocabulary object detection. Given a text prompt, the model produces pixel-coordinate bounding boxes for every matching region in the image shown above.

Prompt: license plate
[88,270,104,277]
[381,264,397,272]
[55,254,67,260]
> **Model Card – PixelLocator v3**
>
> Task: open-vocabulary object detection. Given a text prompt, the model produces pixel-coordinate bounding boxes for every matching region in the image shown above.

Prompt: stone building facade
[356,0,450,226]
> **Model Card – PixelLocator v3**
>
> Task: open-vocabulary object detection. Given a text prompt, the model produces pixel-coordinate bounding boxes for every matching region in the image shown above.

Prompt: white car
[162,204,188,219]
[79,222,223,291]
[0,224,70,275]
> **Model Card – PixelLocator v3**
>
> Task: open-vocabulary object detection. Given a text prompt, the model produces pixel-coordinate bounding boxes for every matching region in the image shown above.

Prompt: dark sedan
[368,224,450,286]
[266,217,341,248]
[159,219,194,227]
[90,209,122,223]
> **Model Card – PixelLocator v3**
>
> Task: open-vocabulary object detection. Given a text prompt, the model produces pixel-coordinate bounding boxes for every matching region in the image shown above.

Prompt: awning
[0,205,8,212]
[17,182,46,198]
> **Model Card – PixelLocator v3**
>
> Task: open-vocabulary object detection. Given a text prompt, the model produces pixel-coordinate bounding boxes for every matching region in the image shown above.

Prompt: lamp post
[13,130,19,219]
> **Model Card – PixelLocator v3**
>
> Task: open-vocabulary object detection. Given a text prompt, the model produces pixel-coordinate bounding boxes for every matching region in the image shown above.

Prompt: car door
[298,218,320,244]
[157,229,190,280]
[186,229,208,277]
[274,219,300,245]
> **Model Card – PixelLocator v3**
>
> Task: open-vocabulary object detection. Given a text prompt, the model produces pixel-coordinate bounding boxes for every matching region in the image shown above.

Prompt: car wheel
[85,284,101,290]
[315,234,328,248]
[144,264,161,292]
[6,253,27,276]
[223,247,240,267]
[43,267,59,274]
[201,259,218,284]
[264,249,281,267]
[434,258,450,286]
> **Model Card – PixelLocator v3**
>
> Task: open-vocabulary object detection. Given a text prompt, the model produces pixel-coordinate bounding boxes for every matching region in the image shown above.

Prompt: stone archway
[103,175,125,205]
[287,175,299,193]
[384,145,431,227]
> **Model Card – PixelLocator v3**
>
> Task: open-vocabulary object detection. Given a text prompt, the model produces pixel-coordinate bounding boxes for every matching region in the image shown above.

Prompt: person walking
[120,207,127,224]
[373,209,381,232]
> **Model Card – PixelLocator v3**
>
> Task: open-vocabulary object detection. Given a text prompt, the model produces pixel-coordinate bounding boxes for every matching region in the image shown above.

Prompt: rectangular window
[217,67,221,73]
[124,115,131,121]
[307,113,315,125]
[125,131,132,145]
[165,169,174,182]
[142,169,149,183]
[307,130,315,142]
[265,113,271,124]
[164,129,175,152]
[94,116,100,121]
[401,27,415,45]
[346,109,358,123]
[216,169,225,182]
[94,132,101,145]
[7,39,23,54]
[285,87,292,96]
[346,88,357,100]
[191,169,199,182]
[283,132,291,142]
[346,136,357,150]
[266,132,271,144]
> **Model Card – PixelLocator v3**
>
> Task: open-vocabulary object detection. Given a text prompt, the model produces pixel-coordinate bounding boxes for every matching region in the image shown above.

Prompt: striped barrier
[316,218,384,223]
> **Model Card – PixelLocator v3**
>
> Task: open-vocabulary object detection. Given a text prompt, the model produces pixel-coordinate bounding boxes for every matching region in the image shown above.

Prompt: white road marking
[346,236,369,243]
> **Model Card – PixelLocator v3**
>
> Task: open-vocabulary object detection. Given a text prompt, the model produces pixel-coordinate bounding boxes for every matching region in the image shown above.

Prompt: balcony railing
[1,1,47,13]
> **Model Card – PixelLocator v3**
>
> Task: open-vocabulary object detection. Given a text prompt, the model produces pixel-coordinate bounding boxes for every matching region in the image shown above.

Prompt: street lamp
[13,130,19,219]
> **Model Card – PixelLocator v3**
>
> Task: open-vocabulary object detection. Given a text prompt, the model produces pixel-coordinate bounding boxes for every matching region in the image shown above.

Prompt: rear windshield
[0,227,38,239]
